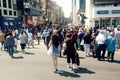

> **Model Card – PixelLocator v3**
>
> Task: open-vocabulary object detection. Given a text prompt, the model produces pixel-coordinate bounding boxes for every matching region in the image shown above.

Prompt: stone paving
[0,41,120,80]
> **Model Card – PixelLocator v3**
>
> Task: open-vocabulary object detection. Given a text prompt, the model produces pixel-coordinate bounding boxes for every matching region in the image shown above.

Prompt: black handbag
[75,54,80,66]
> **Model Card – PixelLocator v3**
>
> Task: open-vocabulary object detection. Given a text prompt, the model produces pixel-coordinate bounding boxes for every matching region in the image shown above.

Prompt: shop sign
[97,10,109,14]
[112,10,120,14]
[30,8,42,16]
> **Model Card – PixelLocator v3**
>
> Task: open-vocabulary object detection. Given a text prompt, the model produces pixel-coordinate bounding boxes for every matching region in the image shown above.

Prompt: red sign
[37,21,43,25]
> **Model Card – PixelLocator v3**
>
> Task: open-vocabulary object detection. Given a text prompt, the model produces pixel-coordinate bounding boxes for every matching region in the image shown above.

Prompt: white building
[82,0,120,28]
[72,0,80,26]
[78,0,120,28]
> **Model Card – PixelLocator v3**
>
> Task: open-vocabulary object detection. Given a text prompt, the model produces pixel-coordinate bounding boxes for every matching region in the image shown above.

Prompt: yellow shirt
[0,33,5,42]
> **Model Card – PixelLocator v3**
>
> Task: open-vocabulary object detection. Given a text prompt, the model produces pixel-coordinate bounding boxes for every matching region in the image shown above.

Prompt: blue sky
[52,0,72,17]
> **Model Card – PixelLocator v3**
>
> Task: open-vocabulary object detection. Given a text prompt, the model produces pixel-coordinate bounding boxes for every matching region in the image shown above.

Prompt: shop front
[93,8,120,28]
[0,17,22,31]
[24,8,43,26]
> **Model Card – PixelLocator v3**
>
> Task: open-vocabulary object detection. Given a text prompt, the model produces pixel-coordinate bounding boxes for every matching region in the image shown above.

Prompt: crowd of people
[0,25,120,73]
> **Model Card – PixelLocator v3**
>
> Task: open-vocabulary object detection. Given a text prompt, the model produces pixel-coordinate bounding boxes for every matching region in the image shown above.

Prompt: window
[13,0,16,4]
[0,0,1,7]
[114,4,118,7]
[4,10,7,15]
[0,9,1,16]
[8,0,12,8]
[9,11,12,15]
[24,0,29,3]
[3,0,7,8]
[14,11,16,16]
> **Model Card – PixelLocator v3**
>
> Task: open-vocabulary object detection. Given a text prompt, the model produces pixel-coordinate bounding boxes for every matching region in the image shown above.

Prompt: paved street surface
[0,41,120,80]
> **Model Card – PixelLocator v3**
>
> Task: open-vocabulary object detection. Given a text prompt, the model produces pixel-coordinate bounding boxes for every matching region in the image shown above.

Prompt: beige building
[41,0,64,24]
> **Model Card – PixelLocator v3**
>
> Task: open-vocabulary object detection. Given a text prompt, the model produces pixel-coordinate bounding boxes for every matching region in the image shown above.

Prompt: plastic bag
[47,46,53,55]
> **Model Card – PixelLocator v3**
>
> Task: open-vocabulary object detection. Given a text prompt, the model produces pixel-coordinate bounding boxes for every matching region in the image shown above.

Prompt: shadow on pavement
[25,52,35,55]
[12,56,24,59]
[57,70,80,78]
[26,47,39,49]
[59,56,85,59]
[111,60,120,64]
[14,50,23,53]
[74,67,95,74]
[79,57,85,59]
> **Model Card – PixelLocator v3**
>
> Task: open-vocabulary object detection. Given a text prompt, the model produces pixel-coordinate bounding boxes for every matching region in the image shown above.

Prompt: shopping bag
[75,53,80,66]
[80,39,84,45]
[77,41,80,49]
[47,46,53,55]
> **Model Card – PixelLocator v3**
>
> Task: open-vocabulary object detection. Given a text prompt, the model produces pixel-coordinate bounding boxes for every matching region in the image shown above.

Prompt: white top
[115,31,120,40]
[28,33,33,41]
[102,29,109,38]
[15,29,18,34]
[14,38,18,45]
[96,33,106,44]
[19,34,26,44]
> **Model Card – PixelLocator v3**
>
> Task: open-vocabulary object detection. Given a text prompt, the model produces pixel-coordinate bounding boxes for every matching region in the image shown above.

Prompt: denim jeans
[8,45,14,57]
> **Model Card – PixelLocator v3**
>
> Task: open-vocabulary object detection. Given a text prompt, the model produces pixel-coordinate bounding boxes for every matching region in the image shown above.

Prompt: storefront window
[10,22,13,26]
[4,22,8,26]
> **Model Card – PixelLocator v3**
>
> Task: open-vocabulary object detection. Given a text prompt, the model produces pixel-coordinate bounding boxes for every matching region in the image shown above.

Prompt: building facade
[41,0,64,25]
[23,0,43,26]
[77,0,120,28]
[92,0,120,28]
[0,0,21,31]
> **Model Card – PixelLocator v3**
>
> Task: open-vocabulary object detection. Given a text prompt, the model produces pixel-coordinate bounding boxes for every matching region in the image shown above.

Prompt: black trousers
[96,44,106,60]
[67,54,75,64]
[108,52,115,61]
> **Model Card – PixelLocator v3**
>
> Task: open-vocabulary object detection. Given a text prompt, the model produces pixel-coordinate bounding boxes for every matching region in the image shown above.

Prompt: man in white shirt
[96,30,106,61]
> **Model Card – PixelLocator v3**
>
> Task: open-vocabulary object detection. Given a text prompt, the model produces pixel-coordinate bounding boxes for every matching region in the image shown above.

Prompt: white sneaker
[73,65,76,69]
[67,65,70,68]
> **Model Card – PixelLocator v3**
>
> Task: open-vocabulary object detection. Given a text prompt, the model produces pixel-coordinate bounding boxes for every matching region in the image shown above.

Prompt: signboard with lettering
[112,10,120,14]
[97,10,109,14]
[30,8,42,16]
